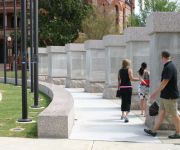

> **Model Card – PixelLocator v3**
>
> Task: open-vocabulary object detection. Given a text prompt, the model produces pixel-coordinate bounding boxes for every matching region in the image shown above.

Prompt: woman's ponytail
[138,62,147,76]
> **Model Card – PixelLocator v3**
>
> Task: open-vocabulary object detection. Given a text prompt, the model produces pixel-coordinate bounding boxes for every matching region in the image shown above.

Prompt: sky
[135,0,180,14]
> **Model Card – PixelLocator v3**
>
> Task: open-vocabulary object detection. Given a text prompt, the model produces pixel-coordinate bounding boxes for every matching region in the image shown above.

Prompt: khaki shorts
[160,98,178,116]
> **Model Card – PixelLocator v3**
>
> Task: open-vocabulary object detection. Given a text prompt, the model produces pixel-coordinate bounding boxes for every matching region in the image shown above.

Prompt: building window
[11,16,14,28]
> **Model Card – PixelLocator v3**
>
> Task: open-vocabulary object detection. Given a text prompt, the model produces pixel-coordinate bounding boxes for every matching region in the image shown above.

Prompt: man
[144,51,180,139]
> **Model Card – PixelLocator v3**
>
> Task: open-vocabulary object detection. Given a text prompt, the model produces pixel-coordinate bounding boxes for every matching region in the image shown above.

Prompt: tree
[81,6,118,40]
[138,0,179,25]
[39,0,92,46]
[127,13,143,27]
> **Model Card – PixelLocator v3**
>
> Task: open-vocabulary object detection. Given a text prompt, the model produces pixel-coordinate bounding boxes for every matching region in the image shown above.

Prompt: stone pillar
[124,27,150,99]
[124,27,150,76]
[84,40,105,93]
[146,12,180,129]
[65,43,86,88]
[102,35,127,99]
[47,46,67,85]
[38,47,48,81]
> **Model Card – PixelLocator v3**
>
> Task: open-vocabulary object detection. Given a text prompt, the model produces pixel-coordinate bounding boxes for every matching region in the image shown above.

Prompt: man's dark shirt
[160,61,179,99]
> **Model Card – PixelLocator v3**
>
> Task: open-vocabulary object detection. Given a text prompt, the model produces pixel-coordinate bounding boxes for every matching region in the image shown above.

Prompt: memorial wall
[124,27,150,94]
[145,12,180,129]
[84,40,105,93]
[38,48,48,81]
[47,46,67,85]
[102,35,127,98]
[65,43,86,88]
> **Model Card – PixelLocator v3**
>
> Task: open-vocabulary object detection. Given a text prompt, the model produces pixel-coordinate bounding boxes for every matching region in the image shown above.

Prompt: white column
[84,40,105,93]
[38,47,48,80]
[65,43,86,88]
[124,27,150,95]
[123,27,150,110]
[102,35,127,99]
[47,46,67,85]
[146,12,180,129]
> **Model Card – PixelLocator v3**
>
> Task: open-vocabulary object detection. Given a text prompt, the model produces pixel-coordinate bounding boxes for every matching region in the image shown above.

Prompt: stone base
[145,115,156,130]
[84,82,105,93]
[131,94,141,110]
[47,77,66,85]
[103,87,116,99]
[103,87,141,109]
[65,78,85,88]
[145,104,178,130]
[145,115,176,130]
[103,86,140,99]
[132,82,139,94]
[39,75,48,82]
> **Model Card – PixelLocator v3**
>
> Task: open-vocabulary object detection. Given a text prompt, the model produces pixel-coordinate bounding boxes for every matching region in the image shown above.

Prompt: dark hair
[138,62,147,76]
[161,51,170,58]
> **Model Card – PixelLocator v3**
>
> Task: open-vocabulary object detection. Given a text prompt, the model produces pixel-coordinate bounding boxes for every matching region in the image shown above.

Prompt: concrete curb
[0,78,75,138]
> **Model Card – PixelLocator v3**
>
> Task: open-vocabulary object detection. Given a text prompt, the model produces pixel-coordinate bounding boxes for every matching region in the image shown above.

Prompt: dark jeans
[120,88,132,112]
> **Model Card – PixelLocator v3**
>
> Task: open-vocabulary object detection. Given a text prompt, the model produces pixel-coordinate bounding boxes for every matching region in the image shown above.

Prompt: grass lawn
[0,83,51,138]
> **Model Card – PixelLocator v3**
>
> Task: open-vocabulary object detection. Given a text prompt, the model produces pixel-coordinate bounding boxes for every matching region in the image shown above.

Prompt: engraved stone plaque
[109,47,126,85]
[90,51,106,81]
[133,56,149,75]
[172,54,180,80]
[71,52,85,79]
[39,54,48,75]
[52,54,67,77]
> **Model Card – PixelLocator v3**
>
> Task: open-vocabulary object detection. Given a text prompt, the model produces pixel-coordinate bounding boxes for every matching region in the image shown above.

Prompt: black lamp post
[14,0,18,85]
[3,0,7,84]
[32,0,40,108]
[30,0,34,92]
[18,0,32,122]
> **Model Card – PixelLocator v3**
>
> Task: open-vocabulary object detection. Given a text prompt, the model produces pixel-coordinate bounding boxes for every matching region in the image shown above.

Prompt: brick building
[0,0,21,65]
[0,0,135,65]
[85,0,135,32]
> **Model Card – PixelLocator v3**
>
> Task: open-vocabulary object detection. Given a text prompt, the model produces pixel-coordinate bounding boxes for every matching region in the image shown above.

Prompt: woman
[118,59,140,123]
[138,62,150,116]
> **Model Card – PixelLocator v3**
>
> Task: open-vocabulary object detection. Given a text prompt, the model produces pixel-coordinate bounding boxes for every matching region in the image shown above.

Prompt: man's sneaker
[124,117,129,123]
[168,133,180,139]
[144,129,157,137]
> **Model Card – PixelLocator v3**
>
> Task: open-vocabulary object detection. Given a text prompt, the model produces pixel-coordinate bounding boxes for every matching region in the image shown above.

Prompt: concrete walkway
[0,87,179,150]
[0,137,179,150]
[67,88,160,143]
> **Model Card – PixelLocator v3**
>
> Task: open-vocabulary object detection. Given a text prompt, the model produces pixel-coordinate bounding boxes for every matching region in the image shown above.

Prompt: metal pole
[3,0,7,84]
[30,0,34,92]
[18,0,32,122]
[14,0,18,85]
[32,0,40,108]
